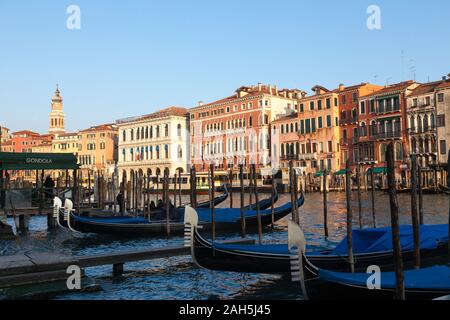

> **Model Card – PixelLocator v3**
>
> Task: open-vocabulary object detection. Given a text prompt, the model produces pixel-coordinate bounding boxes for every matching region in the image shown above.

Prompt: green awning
[314,172,323,177]
[0,152,79,170]
[334,169,347,176]
[367,167,387,175]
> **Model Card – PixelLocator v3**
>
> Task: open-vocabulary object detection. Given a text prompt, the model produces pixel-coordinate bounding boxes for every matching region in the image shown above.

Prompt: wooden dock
[0,238,254,288]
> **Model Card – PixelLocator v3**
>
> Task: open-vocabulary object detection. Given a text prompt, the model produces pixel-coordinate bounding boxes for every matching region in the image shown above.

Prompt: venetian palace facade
[78,124,119,176]
[117,107,189,179]
[189,84,303,176]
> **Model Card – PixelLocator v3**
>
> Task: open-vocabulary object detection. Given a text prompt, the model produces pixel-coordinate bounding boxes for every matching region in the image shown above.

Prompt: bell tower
[49,85,65,135]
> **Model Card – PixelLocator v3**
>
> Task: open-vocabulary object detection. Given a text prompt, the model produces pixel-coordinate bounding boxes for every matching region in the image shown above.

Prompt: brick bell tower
[49,85,65,135]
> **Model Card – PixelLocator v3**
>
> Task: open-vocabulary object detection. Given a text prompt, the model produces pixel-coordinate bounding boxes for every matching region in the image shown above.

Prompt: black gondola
[287,221,450,300]
[54,193,302,236]
[186,206,449,275]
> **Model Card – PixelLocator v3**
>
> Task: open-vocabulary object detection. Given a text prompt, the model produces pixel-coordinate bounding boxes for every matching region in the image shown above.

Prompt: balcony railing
[280,154,299,161]
[408,125,436,134]
[377,105,401,114]
[375,131,402,140]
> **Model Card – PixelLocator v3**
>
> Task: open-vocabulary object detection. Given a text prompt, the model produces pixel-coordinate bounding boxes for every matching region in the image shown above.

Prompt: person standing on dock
[43,175,55,201]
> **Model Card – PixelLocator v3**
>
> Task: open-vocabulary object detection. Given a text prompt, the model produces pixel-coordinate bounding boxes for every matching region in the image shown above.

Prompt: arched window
[137,128,140,140]
[164,144,169,159]
[122,130,126,142]
[370,120,377,136]
[178,145,183,159]
[431,113,436,128]
[150,126,153,138]
[360,122,367,137]
[409,116,416,131]
[131,129,134,141]
[156,126,160,138]
[249,116,253,127]
[145,127,149,139]
[423,114,429,132]
[165,124,169,137]
[177,124,182,137]
[380,143,387,162]
[395,142,403,161]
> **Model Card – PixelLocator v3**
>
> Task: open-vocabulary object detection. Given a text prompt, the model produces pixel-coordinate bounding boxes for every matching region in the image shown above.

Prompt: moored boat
[185,206,449,275]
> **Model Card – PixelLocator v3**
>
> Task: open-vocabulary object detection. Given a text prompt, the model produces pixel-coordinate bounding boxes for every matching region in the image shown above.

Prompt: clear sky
[1,0,449,133]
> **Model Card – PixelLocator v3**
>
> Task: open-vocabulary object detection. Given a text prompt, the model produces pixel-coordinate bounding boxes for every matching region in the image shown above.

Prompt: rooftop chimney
[258,83,262,91]
[198,101,204,107]
[339,84,345,92]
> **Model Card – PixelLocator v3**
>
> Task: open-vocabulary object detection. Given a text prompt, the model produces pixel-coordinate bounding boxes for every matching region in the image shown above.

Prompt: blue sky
[1,0,449,133]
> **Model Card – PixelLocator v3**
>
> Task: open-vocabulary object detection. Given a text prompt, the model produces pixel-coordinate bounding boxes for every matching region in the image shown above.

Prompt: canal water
[1,192,449,300]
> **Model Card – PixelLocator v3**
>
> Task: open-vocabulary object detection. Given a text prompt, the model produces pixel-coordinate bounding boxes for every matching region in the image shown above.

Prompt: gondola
[54,193,303,236]
[186,205,449,275]
[290,221,450,300]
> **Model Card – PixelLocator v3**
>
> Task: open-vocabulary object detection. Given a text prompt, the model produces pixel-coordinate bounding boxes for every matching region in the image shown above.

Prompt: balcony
[375,131,402,140]
[408,125,436,135]
[280,154,299,161]
[298,153,318,160]
[377,105,401,115]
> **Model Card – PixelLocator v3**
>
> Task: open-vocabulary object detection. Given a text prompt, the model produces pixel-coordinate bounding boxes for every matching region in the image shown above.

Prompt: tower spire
[49,85,65,135]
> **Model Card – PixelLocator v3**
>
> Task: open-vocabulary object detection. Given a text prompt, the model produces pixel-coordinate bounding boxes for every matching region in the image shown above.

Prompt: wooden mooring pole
[417,165,424,225]
[447,150,450,257]
[271,171,276,229]
[252,164,263,245]
[165,171,170,237]
[387,142,405,300]
[370,165,376,228]
[356,164,362,229]
[209,164,216,241]
[289,161,297,224]
[229,168,233,209]
[345,160,354,273]
[410,154,421,269]
[323,168,328,237]
[239,164,246,238]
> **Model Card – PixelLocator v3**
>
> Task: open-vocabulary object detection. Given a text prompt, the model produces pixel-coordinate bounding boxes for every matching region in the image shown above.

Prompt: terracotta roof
[56,132,79,138]
[190,84,304,111]
[141,106,188,119]
[360,81,417,98]
[436,80,450,90]
[117,107,188,124]
[409,81,443,97]
[12,130,40,136]
[272,113,299,123]
[80,123,117,133]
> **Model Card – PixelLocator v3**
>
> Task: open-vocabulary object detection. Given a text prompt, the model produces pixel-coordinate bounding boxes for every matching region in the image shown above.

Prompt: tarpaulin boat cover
[330,224,449,255]
[212,224,449,256]
[319,265,450,290]
[195,196,302,223]
[73,215,149,224]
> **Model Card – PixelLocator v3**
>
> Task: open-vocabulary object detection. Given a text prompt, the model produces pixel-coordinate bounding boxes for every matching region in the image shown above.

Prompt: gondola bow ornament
[288,220,309,300]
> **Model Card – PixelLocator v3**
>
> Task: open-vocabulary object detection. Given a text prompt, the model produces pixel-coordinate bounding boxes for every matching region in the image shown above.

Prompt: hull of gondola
[59,193,302,236]
[305,279,450,300]
[299,254,450,300]
[192,227,291,273]
[191,225,449,276]
[68,213,186,236]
